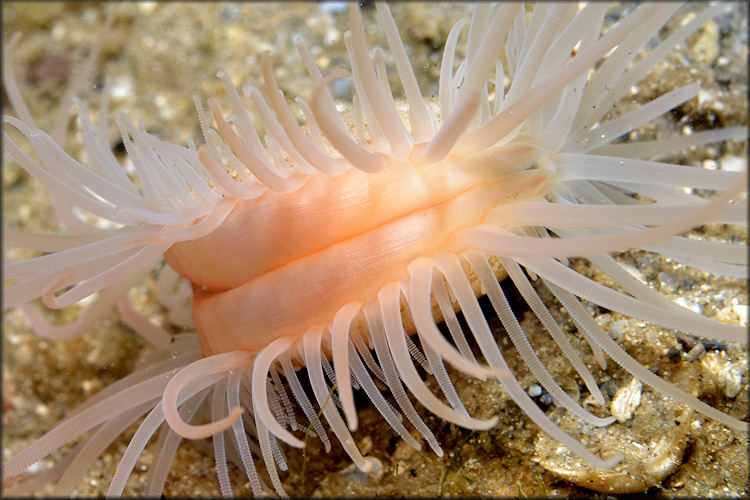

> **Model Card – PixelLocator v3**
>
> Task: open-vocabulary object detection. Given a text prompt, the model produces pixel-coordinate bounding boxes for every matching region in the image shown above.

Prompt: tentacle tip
[242,84,260,99]
[469,416,501,432]
[590,393,606,407]
[373,152,393,170]
[289,435,306,449]
[599,453,625,469]
[359,457,374,474]
[408,142,429,163]
[3,473,21,489]
[485,415,500,429]
[41,272,74,309]
[598,416,618,427]
[346,415,359,432]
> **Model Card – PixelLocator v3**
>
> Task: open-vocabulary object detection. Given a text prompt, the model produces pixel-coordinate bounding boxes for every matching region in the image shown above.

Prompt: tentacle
[162,351,252,439]
[209,379,233,498]
[433,251,624,468]
[416,3,521,163]
[378,281,500,430]
[260,51,350,176]
[347,4,413,159]
[407,257,508,380]
[2,369,172,479]
[454,4,659,157]
[107,392,206,497]
[279,353,332,452]
[374,2,435,142]
[207,99,305,193]
[464,251,614,424]
[450,172,747,259]
[302,326,372,472]
[54,400,154,497]
[310,69,389,173]
[439,16,468,122]
[251,336,304,448]
[330,301,364,431]
[521,256,746,344]
[547,281,748,431]
[363,300,444,457]
[346,335,422,451]
[229,369,266,497]
[497,255,608,405]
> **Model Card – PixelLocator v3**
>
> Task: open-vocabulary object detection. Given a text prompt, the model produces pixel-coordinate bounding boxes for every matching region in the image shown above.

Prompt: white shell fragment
[535,402,693,494]
[701,352,748,399]
[732,301,749,325]
[684,342,706,362]
[611,377,644,423]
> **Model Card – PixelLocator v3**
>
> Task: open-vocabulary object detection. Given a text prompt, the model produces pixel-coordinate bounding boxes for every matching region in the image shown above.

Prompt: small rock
[719,154,746,173]
[611,377,643,423]
[658,272,677,290]
[666,348,682,363]
[701,351,748,399]
[732,302,748,325]
[690,19,720,64]
[392,439,418,461]
[528,384,542,397]
[684,342,706,362]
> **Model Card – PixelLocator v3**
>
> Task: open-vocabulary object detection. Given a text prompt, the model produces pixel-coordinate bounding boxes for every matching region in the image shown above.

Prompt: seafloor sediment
[2,3,748,497]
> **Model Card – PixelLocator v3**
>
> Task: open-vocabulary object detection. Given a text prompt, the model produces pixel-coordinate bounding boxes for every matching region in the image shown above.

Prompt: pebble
[528,384,543,398]
[684,342,706,362]
[609,320,631,340]
[719,154,746,172]
[610,378,643,423]
[732,301,748,325]
[701,340,727,352]
[701,351,748,399]
[540,392,555,406]
[675,296,702,315]
[689,19,719,64]
[657,271,677,290]
[392,439,418,461]
[318,2,348,14]
[666,348,682,363]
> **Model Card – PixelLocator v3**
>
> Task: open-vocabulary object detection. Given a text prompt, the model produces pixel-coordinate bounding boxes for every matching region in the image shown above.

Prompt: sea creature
[2,2,747,497]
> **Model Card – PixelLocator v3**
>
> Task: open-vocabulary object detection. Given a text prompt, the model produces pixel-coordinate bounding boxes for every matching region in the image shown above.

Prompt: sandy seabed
[2,3,748,497]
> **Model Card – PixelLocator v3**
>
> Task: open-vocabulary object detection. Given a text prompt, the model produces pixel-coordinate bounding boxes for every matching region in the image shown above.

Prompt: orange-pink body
[166,143,545,356]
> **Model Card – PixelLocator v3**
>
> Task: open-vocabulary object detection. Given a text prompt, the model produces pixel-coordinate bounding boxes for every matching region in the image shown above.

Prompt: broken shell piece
[539,428,689,493]
[723,365,744,399]
[701,352,748,399]
[611,377,643,423]
[536,404,693,494]
[684,342,707,362]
